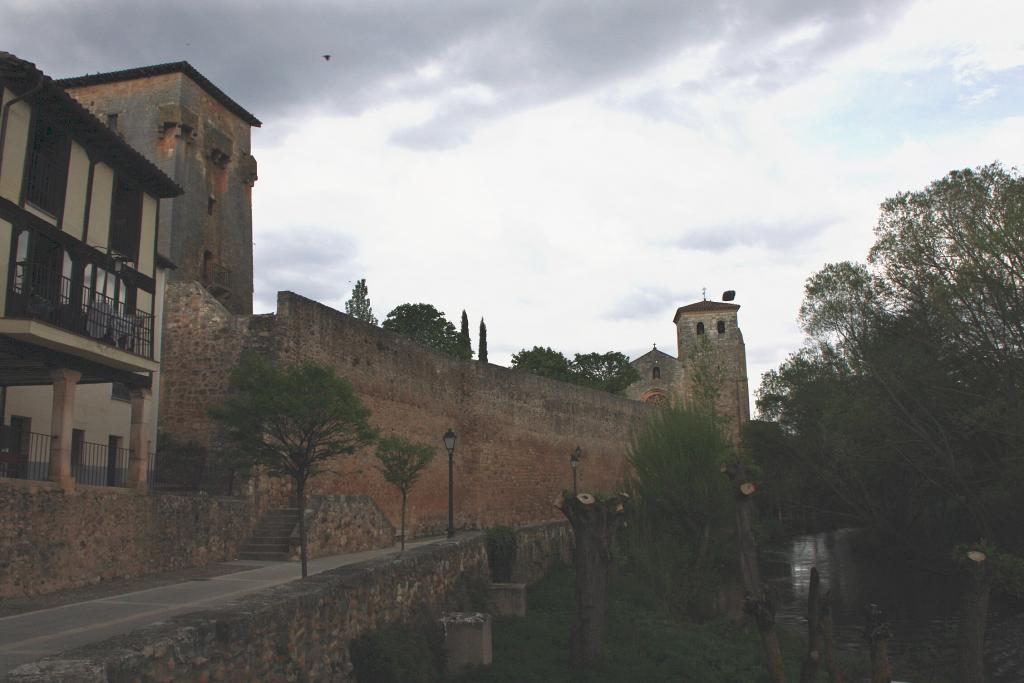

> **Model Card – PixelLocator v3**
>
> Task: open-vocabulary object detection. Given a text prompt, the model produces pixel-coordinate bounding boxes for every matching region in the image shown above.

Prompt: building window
[106,113,119,132]
[109,177,142,262]
[23,116,70,215]
[696,322,705,335]
[111,382,131,402]
[717,320,726,334]
[652,366,661,380]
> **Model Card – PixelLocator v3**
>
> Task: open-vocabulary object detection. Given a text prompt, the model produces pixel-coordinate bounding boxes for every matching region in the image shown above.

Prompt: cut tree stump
[820,588,844,683]
[799,567,823,683]
[556,490,628,669]
[863,603,892,683]
[722,460,786,683]
[956,548,991,683]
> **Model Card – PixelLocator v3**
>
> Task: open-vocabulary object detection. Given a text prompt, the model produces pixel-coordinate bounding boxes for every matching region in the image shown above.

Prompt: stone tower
[57,63,261,314]
[673,300,750,442]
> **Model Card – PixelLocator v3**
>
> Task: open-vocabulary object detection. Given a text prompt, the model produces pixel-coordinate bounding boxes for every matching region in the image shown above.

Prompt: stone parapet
[2,522,571,682]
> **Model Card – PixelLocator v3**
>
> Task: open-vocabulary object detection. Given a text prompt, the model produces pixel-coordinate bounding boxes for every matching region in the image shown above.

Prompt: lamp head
[571,446,581,468]
[443,428,457,453]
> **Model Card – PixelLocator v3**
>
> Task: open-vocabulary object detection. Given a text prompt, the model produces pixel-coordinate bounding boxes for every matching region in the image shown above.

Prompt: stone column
[126,387,152,491]
[48,367,82,491]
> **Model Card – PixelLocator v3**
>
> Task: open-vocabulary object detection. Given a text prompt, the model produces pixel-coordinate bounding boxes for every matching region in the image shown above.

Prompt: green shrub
[485,526,517,582]
[349,622,442,683]
[622,404,734,617]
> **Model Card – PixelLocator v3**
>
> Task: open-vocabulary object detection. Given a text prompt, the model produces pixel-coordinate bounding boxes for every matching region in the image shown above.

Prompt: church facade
[626,299,750,443]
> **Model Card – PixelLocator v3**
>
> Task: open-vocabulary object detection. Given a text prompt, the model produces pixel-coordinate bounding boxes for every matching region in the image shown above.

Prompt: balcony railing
[0,431,155,488]
[8,260,154,359]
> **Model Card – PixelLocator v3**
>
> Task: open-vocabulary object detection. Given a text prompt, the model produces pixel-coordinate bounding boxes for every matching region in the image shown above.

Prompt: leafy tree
[750,163,1024,555]
[382,303,470,359]
[344,278,378,325]
[458,309,473,359]
[510,346,574,383]
[374,435,435,551]
[571,352,640,394]
[210,353,377,577]
[511,347,640,394]
[478,317,488,363]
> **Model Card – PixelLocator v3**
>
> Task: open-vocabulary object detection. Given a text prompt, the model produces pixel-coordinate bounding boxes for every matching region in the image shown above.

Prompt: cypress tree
[479,318,488,363]
[458,310,473,359]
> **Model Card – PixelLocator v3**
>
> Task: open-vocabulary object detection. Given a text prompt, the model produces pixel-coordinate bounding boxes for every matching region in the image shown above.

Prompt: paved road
[0,537,446,675]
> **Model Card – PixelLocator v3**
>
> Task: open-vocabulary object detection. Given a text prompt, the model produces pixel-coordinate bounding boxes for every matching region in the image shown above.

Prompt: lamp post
[443,428,457,539]
[570,446,581,495]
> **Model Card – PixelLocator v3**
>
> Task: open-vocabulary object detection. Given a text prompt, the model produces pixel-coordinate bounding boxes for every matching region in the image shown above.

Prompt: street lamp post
[571,446,581,495]
[443,429,457,539]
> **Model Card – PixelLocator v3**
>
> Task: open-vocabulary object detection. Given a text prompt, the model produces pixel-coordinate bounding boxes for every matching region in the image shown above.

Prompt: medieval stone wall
[3,522,572,682]
[160,282,649,538]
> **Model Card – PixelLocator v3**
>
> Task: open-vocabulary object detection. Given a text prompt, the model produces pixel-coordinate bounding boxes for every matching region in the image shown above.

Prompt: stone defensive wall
[0,481,392,598]
[3,522,572,682]
[160,282,650,536]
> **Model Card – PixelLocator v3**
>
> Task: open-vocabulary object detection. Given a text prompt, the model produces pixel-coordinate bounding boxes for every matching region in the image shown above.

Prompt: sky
[4,0,1023,412]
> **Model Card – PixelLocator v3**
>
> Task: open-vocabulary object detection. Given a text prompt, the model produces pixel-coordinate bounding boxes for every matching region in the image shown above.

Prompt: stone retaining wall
[0,478,254,599]
[290,495,395,560]
[4,521,571,682]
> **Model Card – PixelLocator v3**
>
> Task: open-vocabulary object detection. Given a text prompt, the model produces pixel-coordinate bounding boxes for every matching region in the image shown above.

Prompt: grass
[452,565,836,683]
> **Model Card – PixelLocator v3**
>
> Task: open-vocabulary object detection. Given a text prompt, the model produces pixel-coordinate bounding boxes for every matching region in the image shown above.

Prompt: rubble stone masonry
[0,478,253,599]
[160,282,650,536]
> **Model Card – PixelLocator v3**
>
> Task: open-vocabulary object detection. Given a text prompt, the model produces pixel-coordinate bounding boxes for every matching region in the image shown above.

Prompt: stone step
[237,551,289,561]
[246,535,292,544]
[253,525,296,535]
[240,541,290,551]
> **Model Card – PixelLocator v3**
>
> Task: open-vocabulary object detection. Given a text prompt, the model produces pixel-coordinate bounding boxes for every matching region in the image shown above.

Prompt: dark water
[762,528,1024,682]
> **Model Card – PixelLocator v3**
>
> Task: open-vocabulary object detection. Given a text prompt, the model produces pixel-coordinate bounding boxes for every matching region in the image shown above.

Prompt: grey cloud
[3,0,912,148]
[604,287,680,321]
[670,214,839,252]
[253,227,358,310]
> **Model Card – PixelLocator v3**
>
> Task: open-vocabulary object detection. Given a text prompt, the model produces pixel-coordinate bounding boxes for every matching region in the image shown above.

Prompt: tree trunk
[297,478,308,578]
[557,491,628,669]
[722,461,786,683]
[863,603,892,683]
[800,567,823,683]
[956,549,991,683]
[820,589,844,683]
[400,489,407,552]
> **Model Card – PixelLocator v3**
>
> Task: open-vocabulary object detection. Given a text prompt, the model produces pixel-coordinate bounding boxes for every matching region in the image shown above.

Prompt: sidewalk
[0,536,446,675]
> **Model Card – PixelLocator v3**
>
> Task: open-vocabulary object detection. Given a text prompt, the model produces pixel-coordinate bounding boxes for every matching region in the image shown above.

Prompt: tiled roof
[56,61,261,127]
[672,300,740,323]
[0,52,183,198]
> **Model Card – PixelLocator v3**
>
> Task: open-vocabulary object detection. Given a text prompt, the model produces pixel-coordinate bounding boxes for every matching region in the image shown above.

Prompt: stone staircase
[237,508,301,561]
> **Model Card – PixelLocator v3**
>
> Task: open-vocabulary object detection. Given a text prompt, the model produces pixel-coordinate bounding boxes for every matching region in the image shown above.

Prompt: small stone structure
[489,583,527,617]
[441,612,493,673]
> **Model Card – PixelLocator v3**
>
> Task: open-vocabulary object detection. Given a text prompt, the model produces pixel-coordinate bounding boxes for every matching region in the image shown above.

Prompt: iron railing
[0,431,155,489]
[8,261,154,358]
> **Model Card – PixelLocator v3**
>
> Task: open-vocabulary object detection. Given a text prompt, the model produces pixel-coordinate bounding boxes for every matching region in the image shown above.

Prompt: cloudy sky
[5,0,1023,410]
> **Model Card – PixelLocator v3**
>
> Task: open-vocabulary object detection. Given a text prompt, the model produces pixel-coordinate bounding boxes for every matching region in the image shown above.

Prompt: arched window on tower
[717,320,726,334]
[696,322,705,335]
[653,366,661,380]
